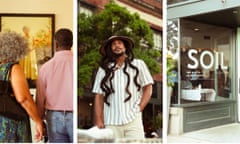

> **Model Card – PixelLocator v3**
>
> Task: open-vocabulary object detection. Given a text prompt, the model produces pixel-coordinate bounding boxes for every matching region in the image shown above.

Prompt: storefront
[167,0,240,134]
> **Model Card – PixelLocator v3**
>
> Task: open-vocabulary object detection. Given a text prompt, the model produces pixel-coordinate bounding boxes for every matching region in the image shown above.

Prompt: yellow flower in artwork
[33,27,52,49]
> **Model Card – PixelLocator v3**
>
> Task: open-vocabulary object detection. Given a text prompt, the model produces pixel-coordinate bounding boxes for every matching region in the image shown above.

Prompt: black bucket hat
[100,36,134,56]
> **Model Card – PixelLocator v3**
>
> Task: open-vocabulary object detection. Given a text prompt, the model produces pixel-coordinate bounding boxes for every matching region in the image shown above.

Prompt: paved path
[168,123,240,143]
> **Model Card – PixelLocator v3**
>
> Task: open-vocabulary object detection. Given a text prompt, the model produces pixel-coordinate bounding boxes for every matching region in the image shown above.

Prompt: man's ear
[56,42,58,48]
[55,41,59,50]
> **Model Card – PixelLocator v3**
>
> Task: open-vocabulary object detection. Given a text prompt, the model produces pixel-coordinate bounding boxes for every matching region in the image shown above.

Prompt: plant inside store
[167,55,177,87]
[78,2,161,96]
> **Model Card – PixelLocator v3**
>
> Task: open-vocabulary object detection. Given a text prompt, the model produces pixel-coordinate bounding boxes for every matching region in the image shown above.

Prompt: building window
[168,18,233,105]
[153,31,162,51]
[78,3,93,16]
[79,6,93,16]
[152,80,162,99]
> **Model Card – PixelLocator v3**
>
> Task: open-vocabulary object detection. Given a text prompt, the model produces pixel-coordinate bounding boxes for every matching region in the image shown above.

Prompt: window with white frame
[79,6,93,16]
[153,31,162,51]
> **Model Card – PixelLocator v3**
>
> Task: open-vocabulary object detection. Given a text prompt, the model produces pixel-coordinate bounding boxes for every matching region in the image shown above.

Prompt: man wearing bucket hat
[92,35,154,139]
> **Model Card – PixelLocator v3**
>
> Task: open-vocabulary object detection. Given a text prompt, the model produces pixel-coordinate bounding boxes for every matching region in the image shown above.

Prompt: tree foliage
[78,2,161,96]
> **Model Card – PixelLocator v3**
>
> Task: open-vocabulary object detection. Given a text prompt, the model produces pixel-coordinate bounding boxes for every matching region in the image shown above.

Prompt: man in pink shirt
[36,28,73,142]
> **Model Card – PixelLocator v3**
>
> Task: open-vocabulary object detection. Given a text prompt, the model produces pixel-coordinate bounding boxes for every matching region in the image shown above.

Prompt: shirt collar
[54,50,72,57]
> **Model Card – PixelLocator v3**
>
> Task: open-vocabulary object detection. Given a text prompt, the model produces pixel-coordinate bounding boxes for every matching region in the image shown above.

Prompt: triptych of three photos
[1,0,240,143]
[0,0,163,143]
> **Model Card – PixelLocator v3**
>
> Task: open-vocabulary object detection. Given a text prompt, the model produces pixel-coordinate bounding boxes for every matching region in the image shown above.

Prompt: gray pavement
[167,123,240,143]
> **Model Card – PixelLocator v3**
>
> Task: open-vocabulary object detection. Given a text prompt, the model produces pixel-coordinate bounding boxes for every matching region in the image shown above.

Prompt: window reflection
[168,19,233,104]
[179,19,232,103]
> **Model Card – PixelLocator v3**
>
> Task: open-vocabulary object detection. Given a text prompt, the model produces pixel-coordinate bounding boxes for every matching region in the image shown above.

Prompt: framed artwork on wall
[0,13,55,86]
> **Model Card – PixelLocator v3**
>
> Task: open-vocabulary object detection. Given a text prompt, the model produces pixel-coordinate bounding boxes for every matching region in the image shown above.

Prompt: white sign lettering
[187,49,198,69]
[187,49,227,70]
[200,51,214,69]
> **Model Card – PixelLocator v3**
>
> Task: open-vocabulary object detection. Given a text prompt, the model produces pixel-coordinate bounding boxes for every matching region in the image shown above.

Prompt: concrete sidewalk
[167,123,240,143]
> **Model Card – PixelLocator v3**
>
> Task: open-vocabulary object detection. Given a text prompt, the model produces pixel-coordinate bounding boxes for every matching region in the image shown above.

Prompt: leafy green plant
[167,55,176,87]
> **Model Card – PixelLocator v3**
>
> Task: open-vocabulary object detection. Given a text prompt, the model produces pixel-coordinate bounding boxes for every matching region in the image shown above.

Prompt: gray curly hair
[0,31,28,62]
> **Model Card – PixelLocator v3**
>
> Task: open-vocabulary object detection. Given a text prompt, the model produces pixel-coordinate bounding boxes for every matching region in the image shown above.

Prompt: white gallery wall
[0,0,74,31]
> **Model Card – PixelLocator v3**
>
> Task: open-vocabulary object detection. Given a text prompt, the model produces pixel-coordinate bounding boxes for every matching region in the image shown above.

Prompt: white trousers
[106,112,145,139]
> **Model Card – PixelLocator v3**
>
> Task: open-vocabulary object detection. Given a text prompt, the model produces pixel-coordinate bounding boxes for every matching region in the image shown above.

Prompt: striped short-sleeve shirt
[92,59,154,125]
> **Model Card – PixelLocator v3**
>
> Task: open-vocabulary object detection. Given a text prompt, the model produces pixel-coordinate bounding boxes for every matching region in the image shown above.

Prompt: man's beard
[113,51,124,58]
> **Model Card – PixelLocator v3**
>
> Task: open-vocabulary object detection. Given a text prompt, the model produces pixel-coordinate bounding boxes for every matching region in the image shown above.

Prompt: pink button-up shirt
[36,50,73,118]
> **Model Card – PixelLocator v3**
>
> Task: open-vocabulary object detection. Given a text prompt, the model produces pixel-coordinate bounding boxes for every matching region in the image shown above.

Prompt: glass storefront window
[168,18,233,105]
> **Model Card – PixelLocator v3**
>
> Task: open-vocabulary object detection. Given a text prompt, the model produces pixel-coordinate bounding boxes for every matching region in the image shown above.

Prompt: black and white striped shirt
[92,59,154,125]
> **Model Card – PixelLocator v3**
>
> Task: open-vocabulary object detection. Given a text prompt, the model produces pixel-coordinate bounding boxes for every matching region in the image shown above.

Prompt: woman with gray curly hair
[0,31,43,142]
